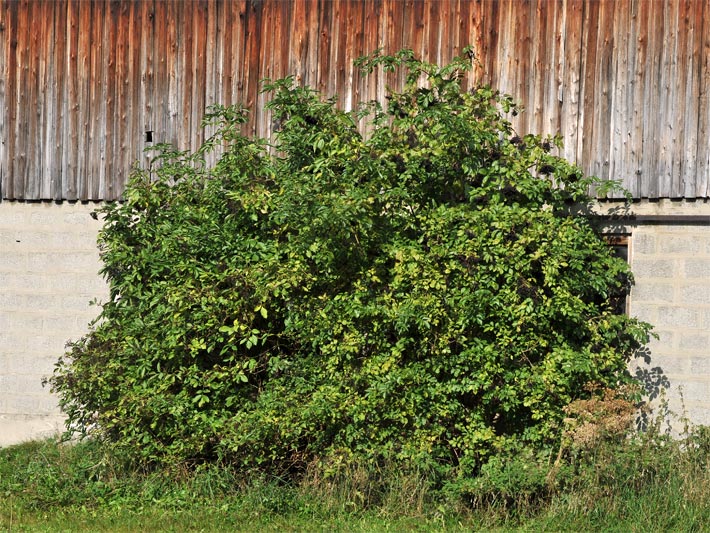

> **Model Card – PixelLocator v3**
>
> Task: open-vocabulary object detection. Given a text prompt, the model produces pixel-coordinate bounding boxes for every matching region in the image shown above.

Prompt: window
[604,234,630,315]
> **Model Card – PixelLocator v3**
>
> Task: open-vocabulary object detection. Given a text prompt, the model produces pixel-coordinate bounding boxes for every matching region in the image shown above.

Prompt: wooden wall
[1,0,709,201]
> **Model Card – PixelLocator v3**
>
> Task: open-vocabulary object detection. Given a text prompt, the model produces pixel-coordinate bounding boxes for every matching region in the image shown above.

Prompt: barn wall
[2,0,710,201]
[2,199,709,445]
[630,221,710,425]
[0,201,107,445]
[596,200,710,426]
[1,0,709,444]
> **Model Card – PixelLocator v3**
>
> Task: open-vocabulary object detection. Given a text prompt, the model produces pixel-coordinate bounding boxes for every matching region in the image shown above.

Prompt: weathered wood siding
[1,0,709,201]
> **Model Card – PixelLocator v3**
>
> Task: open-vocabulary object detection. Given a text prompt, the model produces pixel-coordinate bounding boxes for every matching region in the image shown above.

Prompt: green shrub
[49,49,652,479]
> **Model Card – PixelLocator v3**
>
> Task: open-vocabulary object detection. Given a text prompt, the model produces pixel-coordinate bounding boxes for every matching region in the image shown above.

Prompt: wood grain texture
[1,0,709,200]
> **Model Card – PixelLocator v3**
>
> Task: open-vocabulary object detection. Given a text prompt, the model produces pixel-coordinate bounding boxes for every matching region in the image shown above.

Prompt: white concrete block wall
[1,199,708,445]
[629,221,710,426]
[0,201,108,446]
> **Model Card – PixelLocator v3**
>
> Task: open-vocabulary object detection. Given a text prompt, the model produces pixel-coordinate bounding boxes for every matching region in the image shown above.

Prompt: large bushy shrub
[50,49,652,478]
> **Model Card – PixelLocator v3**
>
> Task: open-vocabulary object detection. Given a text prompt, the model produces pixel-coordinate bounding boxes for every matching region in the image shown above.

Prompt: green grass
[3,427,710,532]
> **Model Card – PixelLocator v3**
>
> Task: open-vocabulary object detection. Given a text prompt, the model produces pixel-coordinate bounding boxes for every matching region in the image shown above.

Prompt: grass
[2,424,710,532]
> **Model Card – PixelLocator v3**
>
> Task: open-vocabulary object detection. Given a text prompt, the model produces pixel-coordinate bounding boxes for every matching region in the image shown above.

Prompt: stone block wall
[0,202,108,446]
[628,220,710,426]
[0,199,708,446]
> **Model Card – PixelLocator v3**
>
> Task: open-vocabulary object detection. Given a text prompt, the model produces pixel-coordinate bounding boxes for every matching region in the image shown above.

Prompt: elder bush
[50,49,652,479]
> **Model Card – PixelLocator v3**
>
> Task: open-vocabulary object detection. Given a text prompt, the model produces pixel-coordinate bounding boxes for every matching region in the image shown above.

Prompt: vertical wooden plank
[456,0,477,91]
[203,0,223,169]
[0,0,8,198]
[38,0,54,199]
[343,0,365,113]
[86,0,103,199]
[263,0,278,139]
[579,0,597,183]
[223,0,240,108]
[303,0,320,92]
[101,0,118,200]
[385,0,405,90]
[696,0,710,198]
[541,0,557,138]
[680,0,700,199]
[288,0,307,86]
[164,0,179,151]
[50,0,65,200]
[76,0,91,199]
[358,0,381,128]
[334,0,348,105]
[175,1,192,150]
[219,0,233,108]
[127,0,144,184]
[640,0,662,198]
[205,0,218,109]
[653,0,674,197]
[62,0,80,200]
[140,0,155,176]
[243,0,262,138]
[328,0,342,98]
[470,0,488,83]
[111,0,130,200]
[448,0,462,63]
[23,0,41,198]
[203,0,220,158]
[625,0,648,198]
[153,0,169,151]
[668,0,687,198]
[590,0,614,185]
[482,0,500,90]
[410,0,425,63]
[606,0,630,196]
[560,0,584,166]
[316,0,331,95]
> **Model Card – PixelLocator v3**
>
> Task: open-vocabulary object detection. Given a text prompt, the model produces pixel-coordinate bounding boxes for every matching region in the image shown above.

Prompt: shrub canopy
[51,49,652,477]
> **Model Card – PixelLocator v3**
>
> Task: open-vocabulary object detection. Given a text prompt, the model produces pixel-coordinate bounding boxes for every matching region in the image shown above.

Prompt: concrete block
[655,306,701,329]
[631,282,675,303]
[638,353,688,375]
[1,312,45,332]
[1,252,29,271]
[43,273,107,295]
[658,235,705,255]
[27,252,101,273]
[679,285,710,306]
[0,272,49,292]
[676,380,710,405]
[689,356,710,375]
[60,294,99,312]
[0,353,53,375]
[631,233,657,255]
[62,211,92,225]
[678,333,710,352]
[0,333,28,352]
[0,414,66,447]
[629,302,659,323]
[1,374,47,395]
[632,258,677,279]
[0,293,26,310]
[5,395,57,416]
[42,316,79,335]
[683,405,710,427]
[684,258,710,278]
[28,211,62,227]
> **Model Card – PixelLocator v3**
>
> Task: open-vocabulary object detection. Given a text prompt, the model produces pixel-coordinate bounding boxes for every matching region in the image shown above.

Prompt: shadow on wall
[633,345,671,431]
